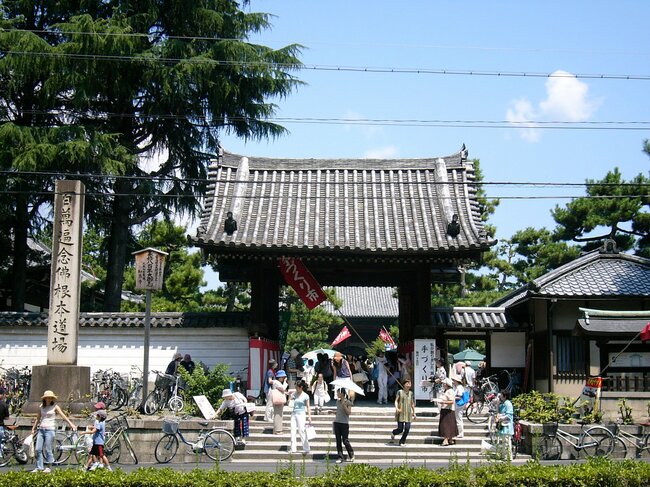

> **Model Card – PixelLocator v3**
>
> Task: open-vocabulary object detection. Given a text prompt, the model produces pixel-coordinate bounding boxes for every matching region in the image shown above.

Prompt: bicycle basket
[155,373,175,389]
[107,414,128,432]
[542,422,558,436]
[162,417,180,434]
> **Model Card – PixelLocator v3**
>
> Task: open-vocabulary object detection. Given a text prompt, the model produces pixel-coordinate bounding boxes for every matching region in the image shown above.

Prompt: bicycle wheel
[53,431,71,464]
[104,432,121,463]
[122,433,138,464]
[111,387,128,411]
[0,439,16,467]
[537,435,562,460]
[168,395,184,413]
[204,429,235,462]
[144,391,161,415]
[580,426,615,457]
[466,401,489,424]
[12,442,27,464]
[610,437,627,459]
[511,438,519,460]
[639,433,650,459]
[74,435,92,466]
[155,434,178,463]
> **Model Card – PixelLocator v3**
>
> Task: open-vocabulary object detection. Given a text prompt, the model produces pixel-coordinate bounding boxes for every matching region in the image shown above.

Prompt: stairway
[232,402,512,464]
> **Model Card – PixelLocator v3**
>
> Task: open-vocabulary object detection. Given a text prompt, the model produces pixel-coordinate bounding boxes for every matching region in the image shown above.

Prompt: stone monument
[25,180,91,413]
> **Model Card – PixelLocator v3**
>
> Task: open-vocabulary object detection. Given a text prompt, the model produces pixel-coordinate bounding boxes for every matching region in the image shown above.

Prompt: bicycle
[536,422,616,460]
[154,416,235,463]
[0,423,28,467]
[465,374,500,424]
[102,412,138,464]
[92,369,128,411]
[498,369,522,398]
[608,422,650,459]
[126,366,144,409]
[144,371,184,415]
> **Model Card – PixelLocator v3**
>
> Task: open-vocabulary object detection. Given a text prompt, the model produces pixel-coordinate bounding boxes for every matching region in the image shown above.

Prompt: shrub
[178,363,231,416]
[512,390,577,423]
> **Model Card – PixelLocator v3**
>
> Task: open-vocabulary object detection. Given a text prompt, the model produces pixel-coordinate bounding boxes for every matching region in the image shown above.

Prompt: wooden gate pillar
[250,264,280,339]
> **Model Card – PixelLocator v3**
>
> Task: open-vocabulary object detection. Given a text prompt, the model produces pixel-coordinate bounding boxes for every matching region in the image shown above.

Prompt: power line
[2,50,649,81]
[2,170,650,188]
[5,110,650,130]
[10,28,650,57]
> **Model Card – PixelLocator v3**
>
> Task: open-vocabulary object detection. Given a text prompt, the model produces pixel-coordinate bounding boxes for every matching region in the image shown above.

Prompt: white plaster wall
[490,332,526,368]
[0,326,248,379]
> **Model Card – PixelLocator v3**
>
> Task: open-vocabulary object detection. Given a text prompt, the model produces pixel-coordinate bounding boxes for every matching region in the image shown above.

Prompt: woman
[391,379,416,446]
[289,379,312,455]
[271,370,288,434]
[453,376,467,439]
[215,388,249,445]
[264,358,277,422]
[435,378,458,446]
[31,390,77,473]
[331,352,354,401]
[496,389,514,460]
[333,388,354,463]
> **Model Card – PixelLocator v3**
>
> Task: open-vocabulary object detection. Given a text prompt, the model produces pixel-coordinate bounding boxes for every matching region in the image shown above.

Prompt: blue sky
[203,1,649,285]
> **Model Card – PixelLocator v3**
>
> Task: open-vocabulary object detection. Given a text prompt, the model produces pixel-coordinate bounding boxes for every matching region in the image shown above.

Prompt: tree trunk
[11,194,28,311]
[103,191,131,311]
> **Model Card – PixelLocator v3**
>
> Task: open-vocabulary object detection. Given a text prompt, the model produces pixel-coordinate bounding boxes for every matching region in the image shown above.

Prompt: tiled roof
[191,149,493,258]
[492,250,650,308]
[575,309,650,336]
[431,307,520,329]
[0,311,250,328]
[322,287,399,317]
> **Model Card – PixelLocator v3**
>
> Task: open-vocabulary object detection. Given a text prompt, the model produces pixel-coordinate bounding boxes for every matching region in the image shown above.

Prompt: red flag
[379,327,395,346]
[331,326,352,347]
[641,323,650,342]
[278,257,327,310]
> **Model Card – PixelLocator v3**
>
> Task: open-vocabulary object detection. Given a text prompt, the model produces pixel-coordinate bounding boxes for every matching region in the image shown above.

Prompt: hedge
[2,458,649,487]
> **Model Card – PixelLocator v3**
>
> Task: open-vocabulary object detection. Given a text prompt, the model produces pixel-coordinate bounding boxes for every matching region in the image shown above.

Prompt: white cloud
[506,70,601,142]
[342,110,382,138]
[363,145,399,159]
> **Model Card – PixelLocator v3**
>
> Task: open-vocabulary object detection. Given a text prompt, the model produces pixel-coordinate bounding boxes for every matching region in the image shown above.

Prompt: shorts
[90,444,104,457]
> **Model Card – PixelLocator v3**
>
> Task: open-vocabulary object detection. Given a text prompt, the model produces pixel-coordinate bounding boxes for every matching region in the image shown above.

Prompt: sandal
[441,440,449,446]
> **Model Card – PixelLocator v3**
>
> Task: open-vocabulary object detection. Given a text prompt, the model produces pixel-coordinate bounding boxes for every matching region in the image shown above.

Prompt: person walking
[390,379,416,446]
[375,351,389,405]
[435,378,458,446]
[453,376,468,439]
[333,388,355,463]
[264,358,277,422]
[31,390,77,473]
[288,380,312,455]
[80,409,112,471]
[271,370,288,435]
[496,389,514,460]
[215,388,249,445]
[464,361,476,389]
[331,352,354,402]
[311,373,330,414]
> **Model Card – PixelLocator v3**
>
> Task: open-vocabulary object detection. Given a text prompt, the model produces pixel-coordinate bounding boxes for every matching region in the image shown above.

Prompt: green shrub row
[2,459,650,487]
[512,391,603,424]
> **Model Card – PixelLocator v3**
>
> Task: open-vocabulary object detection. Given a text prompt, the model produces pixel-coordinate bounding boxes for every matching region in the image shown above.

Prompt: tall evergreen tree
[1,1,302,310]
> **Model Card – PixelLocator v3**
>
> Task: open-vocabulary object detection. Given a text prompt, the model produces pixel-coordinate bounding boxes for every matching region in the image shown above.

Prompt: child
[81,409,112,471]
[310,373,330,414]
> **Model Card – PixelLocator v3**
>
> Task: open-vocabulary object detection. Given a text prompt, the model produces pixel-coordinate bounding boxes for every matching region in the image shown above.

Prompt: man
[464,361,476,389]
[285,349,300,389]
[0,387,9,446]
[375,351,389,405]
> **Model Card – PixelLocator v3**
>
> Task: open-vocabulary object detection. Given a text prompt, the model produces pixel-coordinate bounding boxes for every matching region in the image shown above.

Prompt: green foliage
[618,398,634,425]
[2,459,650,486]
[365,324,399,358]
[512,391,579,424]
[177,363,231,416]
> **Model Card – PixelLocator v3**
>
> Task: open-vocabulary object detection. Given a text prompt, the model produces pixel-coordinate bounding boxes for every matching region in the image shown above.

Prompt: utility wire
[4,110,650,129]
[1,50,648,80]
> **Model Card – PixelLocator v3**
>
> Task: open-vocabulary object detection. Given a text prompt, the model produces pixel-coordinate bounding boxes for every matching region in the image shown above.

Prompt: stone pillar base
[23,365,91,415]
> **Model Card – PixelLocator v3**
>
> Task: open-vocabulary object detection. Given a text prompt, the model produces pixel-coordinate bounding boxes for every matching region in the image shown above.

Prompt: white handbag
[305,424,317,440]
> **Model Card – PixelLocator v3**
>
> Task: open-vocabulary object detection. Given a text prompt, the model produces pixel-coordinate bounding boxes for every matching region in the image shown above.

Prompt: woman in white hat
[214,388,249,445]
[433,378,458,446]
[31,390,76,473]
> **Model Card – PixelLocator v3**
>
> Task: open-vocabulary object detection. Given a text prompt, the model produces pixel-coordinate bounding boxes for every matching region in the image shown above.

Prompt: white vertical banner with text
[413,339,437,401]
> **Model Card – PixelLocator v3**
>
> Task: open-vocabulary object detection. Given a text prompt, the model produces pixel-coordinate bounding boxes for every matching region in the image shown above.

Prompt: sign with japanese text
[414,338,437,401]
[577,376,602,417]
[133,248,168,291]
[278,257,327,310]
[47,180,85,365]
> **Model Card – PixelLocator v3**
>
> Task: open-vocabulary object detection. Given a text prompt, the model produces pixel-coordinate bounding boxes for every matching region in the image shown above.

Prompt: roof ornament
[447,214,461,238]
[459,143,468,161]
[601,238,618,254]
[224,211,237,236]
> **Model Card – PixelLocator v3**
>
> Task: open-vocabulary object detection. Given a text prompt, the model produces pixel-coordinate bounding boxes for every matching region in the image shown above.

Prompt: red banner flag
[379,327,395,346]
[331,325,352,347]
[641,323,650,342]
[278,257,327,310]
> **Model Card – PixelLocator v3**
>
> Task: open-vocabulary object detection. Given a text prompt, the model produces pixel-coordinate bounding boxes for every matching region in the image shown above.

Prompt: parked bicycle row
[0,365,32,415]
